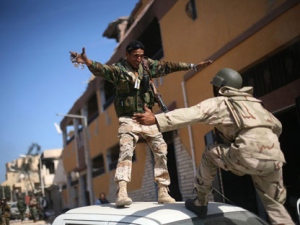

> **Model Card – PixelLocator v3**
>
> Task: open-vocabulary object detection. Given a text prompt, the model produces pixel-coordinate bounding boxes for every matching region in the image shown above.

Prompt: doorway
[163,131,182,201]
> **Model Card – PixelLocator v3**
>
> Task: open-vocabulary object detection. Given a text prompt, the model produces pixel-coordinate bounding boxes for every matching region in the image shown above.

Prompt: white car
[52,201,269,225]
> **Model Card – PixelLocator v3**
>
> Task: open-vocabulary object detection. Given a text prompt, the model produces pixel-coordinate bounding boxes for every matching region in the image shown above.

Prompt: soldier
[70,40,212,207]
[40,196,49,220]
[133,68,294,224]
[17,195,27,222]
[0,199,4,225]
[0,199,10,225]
[29,195,38,222]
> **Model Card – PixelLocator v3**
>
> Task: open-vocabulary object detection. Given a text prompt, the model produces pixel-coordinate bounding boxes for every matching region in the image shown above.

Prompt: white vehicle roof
[52,201,264,225]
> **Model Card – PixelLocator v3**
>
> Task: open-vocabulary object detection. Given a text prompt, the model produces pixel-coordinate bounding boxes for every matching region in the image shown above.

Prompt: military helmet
[211,68,243,89]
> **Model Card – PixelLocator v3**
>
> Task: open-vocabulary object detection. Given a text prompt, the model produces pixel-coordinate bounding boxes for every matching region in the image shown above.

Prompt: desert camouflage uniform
[155,86,294,224]
[88,58,192,185]
[117,117,170,185]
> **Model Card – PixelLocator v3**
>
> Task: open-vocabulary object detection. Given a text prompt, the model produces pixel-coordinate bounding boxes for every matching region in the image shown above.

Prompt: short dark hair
[126,40,145,53]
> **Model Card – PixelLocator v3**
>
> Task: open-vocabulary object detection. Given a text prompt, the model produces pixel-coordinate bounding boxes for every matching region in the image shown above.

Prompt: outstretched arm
[70,47,93,66]
[147,58,213,78]
[133,98,218,133]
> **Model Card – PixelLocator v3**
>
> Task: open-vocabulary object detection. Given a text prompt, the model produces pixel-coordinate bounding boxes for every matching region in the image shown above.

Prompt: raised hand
[195,60,213,70]
[69,47,92,65]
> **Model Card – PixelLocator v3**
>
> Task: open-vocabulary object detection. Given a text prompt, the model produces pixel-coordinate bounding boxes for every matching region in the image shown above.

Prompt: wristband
[190,63,198,71]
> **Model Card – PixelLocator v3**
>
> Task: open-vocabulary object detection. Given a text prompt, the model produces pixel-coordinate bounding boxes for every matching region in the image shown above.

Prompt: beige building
[59,0,300,222]
[2,148,66,214]
[3,155,41,199]
[40,149,67,214]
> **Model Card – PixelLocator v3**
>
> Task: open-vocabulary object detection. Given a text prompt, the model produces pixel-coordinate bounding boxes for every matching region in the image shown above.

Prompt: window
[242,40,300,98]
[87,94,99,124]
[45,161,55,174]
[65,112,83,145]
[65,125,75,145]
[92,154,105,177]
[139,18,164,60]
[185,0,197,20]
[106,144,136,171]
[100,80,114,111]
[138,18,165,86]
[107,144,119,171]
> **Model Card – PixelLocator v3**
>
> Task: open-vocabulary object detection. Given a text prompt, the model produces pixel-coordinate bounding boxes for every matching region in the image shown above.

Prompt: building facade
[2,148,65,216]
[59,0,300,222]
[3,155,41,201]
[41,149,66,214]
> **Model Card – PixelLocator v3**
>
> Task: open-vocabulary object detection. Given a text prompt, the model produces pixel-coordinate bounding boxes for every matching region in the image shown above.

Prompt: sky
[0,0,139,183]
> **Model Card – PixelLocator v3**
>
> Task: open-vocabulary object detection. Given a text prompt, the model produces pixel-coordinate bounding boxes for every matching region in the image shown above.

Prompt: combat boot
[158,184,176,204]
[116,181,132,207]
[185,190,208,219]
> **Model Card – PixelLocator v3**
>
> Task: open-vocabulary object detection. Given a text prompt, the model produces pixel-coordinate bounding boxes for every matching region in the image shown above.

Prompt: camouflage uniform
[29,197,38,222]
[88,58,192,185]
[155,86,294,224]
[0,200,10,225]
[0,200,4,225]
[17,198,27,221]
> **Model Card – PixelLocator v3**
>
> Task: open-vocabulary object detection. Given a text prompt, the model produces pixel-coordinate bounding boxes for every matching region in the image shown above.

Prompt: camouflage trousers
[114,117,170,186]
[195,143,294,225]
[0,216,9,225]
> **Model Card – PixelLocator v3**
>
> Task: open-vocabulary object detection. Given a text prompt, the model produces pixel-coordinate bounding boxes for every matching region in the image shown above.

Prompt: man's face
[126,48,144,69]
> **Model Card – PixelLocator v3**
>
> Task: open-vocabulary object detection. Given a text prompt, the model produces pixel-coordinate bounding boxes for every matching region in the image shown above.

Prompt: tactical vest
[225,96,277,129]
[113,61,155,117]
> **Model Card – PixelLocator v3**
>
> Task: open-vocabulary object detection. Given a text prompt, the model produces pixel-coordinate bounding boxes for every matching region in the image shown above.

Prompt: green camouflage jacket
[88,57,191,117]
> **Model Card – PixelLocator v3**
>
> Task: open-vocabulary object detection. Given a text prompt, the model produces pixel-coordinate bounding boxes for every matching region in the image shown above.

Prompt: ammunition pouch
[113,60,155,117]
[114,91,155,117]
[140,74,150,93]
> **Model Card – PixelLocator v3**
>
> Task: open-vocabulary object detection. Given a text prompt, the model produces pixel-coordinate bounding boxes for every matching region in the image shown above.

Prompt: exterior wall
[2,149,66,212]
[62,138,77,173]
[49,187,63,215]
[3,155,41,200]
[89,105,119,159]
[159,0,300,167]
[92,172,111,202]
[130,0,149,21]
[61,188,68,209]
[261,79,300,112]
[44,174,55,185]
[173,135,196,200]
